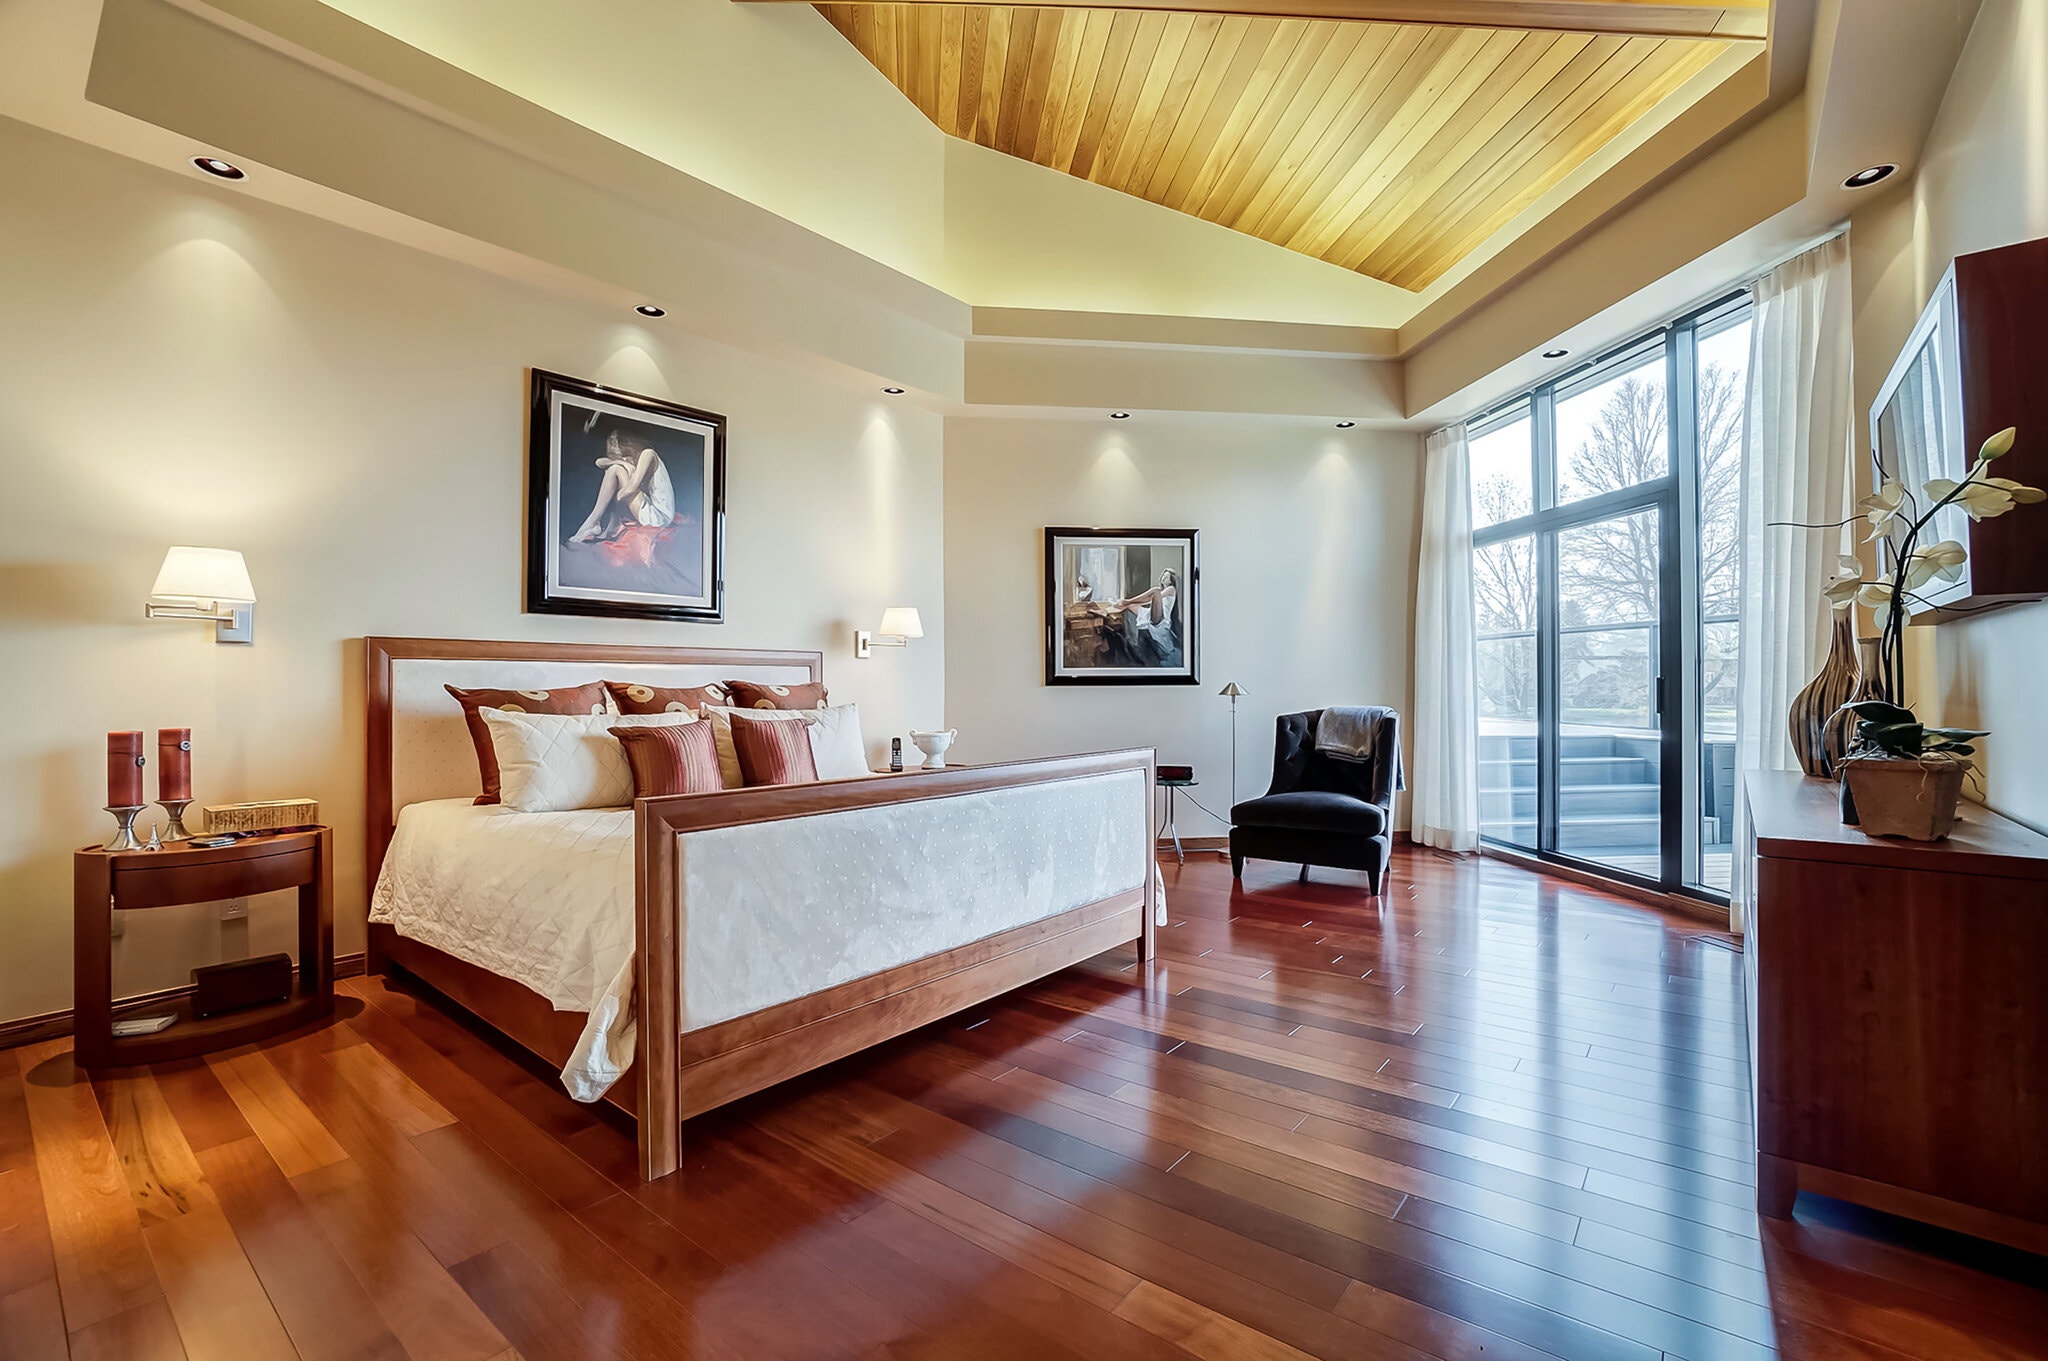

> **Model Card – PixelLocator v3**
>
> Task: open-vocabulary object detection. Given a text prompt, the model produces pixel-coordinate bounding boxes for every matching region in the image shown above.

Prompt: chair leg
[1368,866,1385,896]
[1299,864,1310,883]
[1230,851,1244,878]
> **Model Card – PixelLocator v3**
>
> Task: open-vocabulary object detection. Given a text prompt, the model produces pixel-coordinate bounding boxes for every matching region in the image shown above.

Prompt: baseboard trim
[0,952,366,1051]
[1479,846,1731,927]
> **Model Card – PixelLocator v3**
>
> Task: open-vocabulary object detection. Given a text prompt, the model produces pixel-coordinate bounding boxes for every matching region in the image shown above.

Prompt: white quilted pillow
[805,704,871,780]
[482,709,696,812]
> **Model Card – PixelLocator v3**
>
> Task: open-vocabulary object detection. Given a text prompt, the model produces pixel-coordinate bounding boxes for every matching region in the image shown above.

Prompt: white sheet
[369,772,1159,1102]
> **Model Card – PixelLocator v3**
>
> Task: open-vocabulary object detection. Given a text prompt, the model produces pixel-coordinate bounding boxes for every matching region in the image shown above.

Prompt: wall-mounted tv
[1869,235,2048,620]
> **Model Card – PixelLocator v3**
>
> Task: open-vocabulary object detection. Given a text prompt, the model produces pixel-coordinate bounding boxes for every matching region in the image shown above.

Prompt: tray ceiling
[815,4,1742,289]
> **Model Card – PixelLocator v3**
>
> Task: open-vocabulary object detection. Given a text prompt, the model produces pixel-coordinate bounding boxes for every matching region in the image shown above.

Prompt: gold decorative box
[204,799,319,834]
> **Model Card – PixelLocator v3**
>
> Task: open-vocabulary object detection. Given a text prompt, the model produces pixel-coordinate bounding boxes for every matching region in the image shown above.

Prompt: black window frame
[1471,290,1750,904]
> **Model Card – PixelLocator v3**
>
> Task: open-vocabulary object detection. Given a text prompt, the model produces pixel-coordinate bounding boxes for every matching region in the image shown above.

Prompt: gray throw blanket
[1315,706,1391,762]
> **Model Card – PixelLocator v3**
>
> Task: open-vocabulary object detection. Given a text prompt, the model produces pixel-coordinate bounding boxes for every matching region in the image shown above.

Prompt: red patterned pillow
[610,720,723,798]
[725,679,829,711]
[730,711,819,786]
[604,680,730,715]
[445,682,608,804]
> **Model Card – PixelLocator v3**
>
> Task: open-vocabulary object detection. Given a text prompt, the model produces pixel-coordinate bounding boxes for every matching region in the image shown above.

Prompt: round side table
[1156,777,1197,865]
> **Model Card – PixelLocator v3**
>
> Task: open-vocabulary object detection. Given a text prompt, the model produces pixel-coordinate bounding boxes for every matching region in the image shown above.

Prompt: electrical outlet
[219,897,248,921]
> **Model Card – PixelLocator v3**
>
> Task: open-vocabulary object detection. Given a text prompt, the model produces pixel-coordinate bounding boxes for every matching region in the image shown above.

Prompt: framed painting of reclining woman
[1045,527,1200,686]
[526,368,727,622]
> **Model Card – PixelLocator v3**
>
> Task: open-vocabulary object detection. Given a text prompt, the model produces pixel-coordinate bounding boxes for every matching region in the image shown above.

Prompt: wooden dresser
[1743,771,2048,1253]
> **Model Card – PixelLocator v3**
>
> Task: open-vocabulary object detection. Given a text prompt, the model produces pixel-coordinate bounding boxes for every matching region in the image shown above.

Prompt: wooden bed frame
[364,637,1155,1179]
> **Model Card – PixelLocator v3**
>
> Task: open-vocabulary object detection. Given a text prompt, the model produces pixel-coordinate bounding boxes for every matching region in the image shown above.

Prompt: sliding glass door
[1556,507,1663,876]
[1474,295,1748,901]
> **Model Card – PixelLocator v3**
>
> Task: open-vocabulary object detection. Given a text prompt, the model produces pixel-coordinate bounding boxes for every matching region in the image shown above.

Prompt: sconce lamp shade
[151,547,256,605]
[1219,681,1246,698]
[878,607,924,639]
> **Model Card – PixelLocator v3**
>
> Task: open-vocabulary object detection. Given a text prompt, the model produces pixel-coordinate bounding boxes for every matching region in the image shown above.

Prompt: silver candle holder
[103,805,147,852]
[157,798,196,843]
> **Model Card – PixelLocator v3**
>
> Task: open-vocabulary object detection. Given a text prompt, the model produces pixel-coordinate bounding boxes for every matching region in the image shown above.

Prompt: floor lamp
[1220,681,1246,806]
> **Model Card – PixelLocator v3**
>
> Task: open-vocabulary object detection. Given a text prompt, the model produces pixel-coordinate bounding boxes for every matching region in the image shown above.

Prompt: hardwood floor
[5,849,2045,1360]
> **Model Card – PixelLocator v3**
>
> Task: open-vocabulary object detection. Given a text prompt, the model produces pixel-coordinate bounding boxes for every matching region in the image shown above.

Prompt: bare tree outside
[1471,351,1746,733]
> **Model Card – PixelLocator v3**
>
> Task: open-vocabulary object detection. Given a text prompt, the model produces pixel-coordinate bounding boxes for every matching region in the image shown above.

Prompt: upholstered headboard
[364,637,823,886]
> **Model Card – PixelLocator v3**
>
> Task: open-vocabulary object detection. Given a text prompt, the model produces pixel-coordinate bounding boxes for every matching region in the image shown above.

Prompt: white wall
[0,117,945,1024]
[1850,0,2048,827]
[942,417,1422,841]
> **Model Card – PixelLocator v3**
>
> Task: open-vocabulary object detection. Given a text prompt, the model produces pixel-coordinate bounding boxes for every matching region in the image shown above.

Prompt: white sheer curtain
[1413,423,1480,851]
[1731,233,1856,929]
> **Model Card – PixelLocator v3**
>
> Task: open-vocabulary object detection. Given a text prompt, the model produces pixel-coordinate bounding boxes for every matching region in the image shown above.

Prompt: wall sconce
[856,606,923,659]
[146,546,257,644]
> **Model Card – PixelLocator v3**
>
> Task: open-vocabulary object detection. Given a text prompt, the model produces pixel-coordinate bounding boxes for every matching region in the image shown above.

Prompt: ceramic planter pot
[1840,757,1971,840]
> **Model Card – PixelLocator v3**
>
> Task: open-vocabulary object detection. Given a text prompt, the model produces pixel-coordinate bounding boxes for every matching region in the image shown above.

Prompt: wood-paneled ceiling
[812,3,1751,289]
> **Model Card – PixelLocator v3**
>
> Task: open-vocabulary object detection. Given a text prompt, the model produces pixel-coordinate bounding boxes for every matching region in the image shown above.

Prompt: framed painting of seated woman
[1045,527,1200,686]
[526,369,726,622]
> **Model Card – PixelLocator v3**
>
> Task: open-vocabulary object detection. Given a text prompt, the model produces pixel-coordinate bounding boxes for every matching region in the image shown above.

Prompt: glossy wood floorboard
[6,851,2045,1360]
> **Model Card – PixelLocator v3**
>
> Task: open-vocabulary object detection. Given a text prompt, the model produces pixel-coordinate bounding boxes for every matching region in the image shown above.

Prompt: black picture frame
[1044,526,1201,686]
[525,369,727,623]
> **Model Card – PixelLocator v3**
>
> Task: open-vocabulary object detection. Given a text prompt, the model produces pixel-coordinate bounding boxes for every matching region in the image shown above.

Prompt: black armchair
[1230,709,1400,894]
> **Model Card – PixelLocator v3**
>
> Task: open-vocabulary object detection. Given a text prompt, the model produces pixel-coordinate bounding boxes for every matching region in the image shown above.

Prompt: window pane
[1556,351,1668,505]
[1695,312,1749,893]
[1476,536,1537,849]
[1557,509,1660,877]
[1470,413,1534,528]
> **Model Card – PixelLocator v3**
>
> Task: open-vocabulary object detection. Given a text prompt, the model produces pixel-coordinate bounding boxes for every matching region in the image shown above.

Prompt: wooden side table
[73,827,334,1067]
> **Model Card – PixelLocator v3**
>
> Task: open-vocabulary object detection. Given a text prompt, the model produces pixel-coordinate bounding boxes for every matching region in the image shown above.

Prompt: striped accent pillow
[730,711,819,786]
[603,680,730,715]
[610,719,723,798]
[725,679,829,711]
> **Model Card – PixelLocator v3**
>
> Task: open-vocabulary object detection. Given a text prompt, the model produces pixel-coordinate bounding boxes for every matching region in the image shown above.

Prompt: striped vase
[1788,605,1860,778]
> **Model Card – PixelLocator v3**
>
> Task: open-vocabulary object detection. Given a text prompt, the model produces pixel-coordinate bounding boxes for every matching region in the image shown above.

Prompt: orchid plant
[1822,426,2035,731]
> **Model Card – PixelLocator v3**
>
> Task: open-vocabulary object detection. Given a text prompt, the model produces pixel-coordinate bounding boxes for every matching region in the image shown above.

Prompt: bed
[363,637,1156,1179]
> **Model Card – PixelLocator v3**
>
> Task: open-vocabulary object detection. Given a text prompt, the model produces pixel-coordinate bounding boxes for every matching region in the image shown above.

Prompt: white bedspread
[370,772,1157,1102]
[369,801,642,1097]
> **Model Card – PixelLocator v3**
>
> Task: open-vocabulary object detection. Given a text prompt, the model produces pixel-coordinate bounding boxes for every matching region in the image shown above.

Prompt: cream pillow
[804,704,871,781]
[482,709,695,812]
[702,705,809,789]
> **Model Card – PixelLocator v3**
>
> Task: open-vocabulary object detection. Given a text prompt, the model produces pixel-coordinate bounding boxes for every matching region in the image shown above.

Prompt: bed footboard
[632,749,1155,1179]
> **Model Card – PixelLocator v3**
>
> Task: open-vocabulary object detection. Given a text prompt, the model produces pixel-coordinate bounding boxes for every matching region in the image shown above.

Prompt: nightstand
[73,827,334,1067]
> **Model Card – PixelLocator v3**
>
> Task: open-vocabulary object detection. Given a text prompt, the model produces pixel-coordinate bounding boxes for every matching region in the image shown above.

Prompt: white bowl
[910,729,957,769]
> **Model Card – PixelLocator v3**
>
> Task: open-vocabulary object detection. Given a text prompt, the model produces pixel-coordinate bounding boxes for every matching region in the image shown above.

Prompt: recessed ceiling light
[1335,421,1357,429]
[1542,348,1571,360]
[634,304,666,318]
[1844,164,1898,189]
[882,386,906,395]
[1109,411,1131,420]
[192,156,245,181]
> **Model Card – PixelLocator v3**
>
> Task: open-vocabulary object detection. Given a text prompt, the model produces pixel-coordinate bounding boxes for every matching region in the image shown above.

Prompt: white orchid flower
[1860,479,1909,537]
[1981,427,2018,460]
[1822,556,1866,604]
[1926,474,2047,520]
[1904,540,1968,590]
[1856,579,1898,628]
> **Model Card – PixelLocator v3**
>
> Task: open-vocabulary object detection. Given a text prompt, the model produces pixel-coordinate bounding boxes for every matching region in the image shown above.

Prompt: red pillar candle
[157,729,192,802]
[107,731,145,808]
